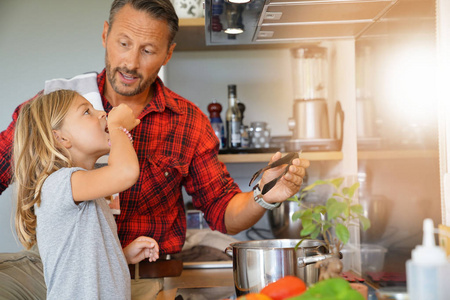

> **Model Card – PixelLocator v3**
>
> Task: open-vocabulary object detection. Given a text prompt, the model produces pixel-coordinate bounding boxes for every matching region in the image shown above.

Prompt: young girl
[13,89,159,300]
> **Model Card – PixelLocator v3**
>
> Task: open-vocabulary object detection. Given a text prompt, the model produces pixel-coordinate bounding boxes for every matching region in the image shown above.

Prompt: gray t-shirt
[35,167,130,300]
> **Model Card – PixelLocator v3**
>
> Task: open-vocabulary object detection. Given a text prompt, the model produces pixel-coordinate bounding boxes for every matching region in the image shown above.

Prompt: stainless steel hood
[204,0,398,46]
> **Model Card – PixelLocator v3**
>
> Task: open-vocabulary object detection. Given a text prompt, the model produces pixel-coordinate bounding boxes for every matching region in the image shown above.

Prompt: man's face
[102,4,175,97]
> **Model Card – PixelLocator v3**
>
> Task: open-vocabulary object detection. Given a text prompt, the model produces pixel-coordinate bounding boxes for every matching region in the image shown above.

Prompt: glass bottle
[226,84,242,148]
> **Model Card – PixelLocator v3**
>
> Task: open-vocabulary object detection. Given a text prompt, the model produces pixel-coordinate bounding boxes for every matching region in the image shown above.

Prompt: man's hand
[259,152,310,204]
[123,236,159,264]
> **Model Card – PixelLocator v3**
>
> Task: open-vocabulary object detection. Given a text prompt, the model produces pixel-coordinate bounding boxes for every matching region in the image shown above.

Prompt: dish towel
[43,72,104,111]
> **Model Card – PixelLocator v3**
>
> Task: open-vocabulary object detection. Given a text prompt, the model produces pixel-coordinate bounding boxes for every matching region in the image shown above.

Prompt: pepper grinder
[207,101,225,149]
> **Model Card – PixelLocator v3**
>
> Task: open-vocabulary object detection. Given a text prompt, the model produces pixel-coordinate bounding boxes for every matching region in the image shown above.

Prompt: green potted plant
[290,177,371,262]
[289,177,371,299]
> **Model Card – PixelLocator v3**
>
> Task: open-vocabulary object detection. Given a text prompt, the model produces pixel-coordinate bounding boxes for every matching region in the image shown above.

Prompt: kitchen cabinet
[175,17,302,51]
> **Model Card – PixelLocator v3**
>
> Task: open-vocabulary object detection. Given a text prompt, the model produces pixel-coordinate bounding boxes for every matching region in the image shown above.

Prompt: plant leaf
[314,179,327,185]
[294,239,307,250]
[287,195,299,202]
[301,208,313,219]
[322,224,331,232]
[313,205,326,214]
[359,215,371,231]
[301,183,317,192]
[312,212,322,222]
[346,182,360,198]
[335,223,350,245]
[326,197,338,209]
[327,201,347,220]
[310,227,321,239]
[302,214,313,226]
[330,177,345,189]
[291,210,301,221]
[350,204,364,215]
[301,222,318,236]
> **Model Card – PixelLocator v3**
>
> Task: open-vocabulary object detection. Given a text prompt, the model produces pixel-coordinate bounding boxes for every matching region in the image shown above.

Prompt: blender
[286,46,342,151]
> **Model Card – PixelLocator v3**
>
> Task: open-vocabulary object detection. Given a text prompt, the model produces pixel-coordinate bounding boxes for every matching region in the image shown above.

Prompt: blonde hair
[13,89,78,249]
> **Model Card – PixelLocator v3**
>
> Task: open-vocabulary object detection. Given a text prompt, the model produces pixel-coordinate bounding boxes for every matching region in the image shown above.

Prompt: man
[0,0,309,298]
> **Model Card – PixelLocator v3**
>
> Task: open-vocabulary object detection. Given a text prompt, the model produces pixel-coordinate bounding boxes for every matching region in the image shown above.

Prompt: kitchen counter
[156,267,235,300]
[155,267,390,300]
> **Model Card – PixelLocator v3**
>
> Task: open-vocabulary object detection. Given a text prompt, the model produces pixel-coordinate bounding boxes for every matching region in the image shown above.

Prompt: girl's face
[56,95,109,166]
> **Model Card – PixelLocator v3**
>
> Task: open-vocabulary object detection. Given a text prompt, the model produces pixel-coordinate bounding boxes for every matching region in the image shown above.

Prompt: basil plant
[290,177,371,253]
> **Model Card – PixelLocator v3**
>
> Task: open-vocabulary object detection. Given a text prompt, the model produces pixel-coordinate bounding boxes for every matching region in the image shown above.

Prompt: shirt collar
[98,69,183,116]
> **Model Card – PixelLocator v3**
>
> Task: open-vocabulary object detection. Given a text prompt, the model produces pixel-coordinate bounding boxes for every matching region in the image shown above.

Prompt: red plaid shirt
[0,70,241,254]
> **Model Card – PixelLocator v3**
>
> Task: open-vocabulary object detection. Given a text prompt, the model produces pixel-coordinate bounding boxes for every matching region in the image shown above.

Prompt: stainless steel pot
[267,200,302,239]
[225,239,335,296]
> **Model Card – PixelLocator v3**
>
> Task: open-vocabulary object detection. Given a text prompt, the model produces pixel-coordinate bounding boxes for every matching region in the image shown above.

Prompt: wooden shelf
[358,149,439,160]
[218,149,439,163]
[179,18,205,27]
[218,151,343,163]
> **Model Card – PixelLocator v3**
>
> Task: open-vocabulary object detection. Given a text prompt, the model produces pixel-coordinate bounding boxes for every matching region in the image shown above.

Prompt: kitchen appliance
[288,47,329,137]
[285,100,344,151]
[204,0,398,46]
[289,98,330,140]
[225,239,336,295]
[285,46,344,151]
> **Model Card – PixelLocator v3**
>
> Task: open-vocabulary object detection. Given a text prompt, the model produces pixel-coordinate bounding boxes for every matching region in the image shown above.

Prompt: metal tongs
[248,152,300,195]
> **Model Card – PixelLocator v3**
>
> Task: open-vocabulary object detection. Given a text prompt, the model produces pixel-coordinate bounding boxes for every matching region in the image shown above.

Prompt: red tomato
[237,293,272,300]
[260,276,307,300]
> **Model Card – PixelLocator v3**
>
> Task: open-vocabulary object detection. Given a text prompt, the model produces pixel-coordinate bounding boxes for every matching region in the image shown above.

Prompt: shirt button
[164,171,169,177]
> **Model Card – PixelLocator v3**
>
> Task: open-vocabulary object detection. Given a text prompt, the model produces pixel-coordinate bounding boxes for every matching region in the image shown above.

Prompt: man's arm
[224,152,310,235]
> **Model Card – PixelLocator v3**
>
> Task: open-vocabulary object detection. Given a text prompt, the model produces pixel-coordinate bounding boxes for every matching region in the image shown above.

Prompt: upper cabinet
[174,0,399,51]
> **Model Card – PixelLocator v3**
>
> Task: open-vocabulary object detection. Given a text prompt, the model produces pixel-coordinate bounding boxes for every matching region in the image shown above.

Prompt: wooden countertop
[156,267,235,300]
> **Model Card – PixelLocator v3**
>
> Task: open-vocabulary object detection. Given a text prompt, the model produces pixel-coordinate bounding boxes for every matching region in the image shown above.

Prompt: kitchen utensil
[248,152,300,194]
[225,239,336,296]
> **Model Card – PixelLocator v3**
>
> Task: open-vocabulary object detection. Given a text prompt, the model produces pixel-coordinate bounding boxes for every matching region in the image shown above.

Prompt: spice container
[249,122,270,148]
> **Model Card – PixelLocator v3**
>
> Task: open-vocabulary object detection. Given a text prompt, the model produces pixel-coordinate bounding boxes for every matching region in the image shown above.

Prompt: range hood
[204,0,398,46]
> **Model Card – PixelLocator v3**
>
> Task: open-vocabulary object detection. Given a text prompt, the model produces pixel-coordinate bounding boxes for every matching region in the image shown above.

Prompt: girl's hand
[107,103,140,132]
[123,236,159,264]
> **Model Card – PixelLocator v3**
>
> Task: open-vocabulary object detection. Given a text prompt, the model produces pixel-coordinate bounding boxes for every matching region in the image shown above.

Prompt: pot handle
[225,246,233,257]
[297,254,336,268]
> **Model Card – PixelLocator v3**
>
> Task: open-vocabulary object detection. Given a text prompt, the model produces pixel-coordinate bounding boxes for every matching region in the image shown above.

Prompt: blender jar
[291,47,328,101]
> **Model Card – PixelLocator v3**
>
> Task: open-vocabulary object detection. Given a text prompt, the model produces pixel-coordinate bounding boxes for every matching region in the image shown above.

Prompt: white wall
[167,50,294,136]
[0,0,298,252]
[0,0,111,252]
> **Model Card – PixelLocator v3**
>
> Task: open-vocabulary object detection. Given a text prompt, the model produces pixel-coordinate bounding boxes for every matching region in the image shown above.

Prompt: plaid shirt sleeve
[183,112,241,233]
[0,107,19,193]
[0,93,41,193]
